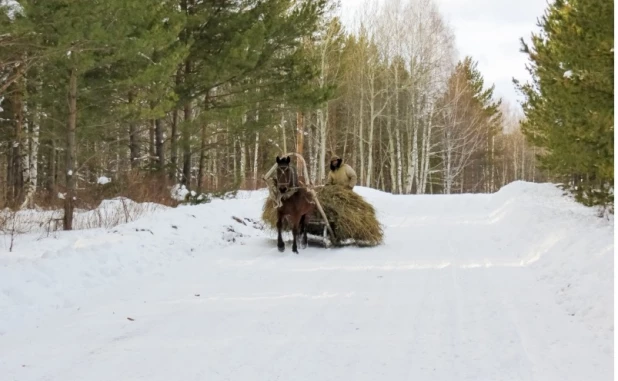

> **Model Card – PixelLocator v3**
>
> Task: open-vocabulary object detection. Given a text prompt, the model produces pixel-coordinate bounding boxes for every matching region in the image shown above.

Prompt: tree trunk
[155,118,165,170]
[232,140,238,186]
[443,129,453,194]
[128,91,139,168]
[48,139,57,193]
[490,135,495,192]
[521,138,526,180]
[280,108,287,153]
[296,111,304,157]
[419,110,433,195]
[63,68,77,231]
[22,84,40,209]
[20,99,30,204]
[386,114,397,193]
[358,87,365,186]
[11,79,24,203]
[406,120,419,194]
[239,133,246,188]
[149,120,155,165]
[366,102,375,187]
[170,68,182,180]
[115,127,121,180]
[318,107,328,184]
[213,130,219,190]
[253,132,259,189]
[182,78,192,187]
[197,122,207,192]
[308,117,317,183]
[395,128,403,194]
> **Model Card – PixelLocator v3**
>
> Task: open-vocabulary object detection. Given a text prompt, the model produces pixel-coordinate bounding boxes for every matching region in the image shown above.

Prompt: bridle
[276,164,295,190]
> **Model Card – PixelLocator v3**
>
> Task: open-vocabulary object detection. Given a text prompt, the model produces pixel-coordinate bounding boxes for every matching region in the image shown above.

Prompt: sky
[336,0,548,108]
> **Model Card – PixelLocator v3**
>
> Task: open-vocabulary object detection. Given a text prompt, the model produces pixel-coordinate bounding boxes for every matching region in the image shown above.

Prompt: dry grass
[82,171,179,209]
[261,185,383,246]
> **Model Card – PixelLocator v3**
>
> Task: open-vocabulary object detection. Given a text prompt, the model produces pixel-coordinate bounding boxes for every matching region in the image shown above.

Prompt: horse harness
[271,165,313,208]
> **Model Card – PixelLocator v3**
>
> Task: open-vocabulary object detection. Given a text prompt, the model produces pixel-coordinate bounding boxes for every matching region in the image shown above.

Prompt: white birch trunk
[521,139,526,180]
[253,132,259,189]
[490,135,495,192]
[512,139,519,181]
[393,68,400,194]
[22,99,40,209]
[239,138,246,188]
[405,120,419,194]
[21,102,30,201]
[280,108,287,153]
[366,100,375,187]
[395,128,403,194]
[213,135,219,190]
[419,109,433,194]
[444,129,453,194]
[386,115,397,193]
[317,107,328,184]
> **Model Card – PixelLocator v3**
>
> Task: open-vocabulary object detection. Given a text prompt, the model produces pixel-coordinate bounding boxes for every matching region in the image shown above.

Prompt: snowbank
[0,198,168,237]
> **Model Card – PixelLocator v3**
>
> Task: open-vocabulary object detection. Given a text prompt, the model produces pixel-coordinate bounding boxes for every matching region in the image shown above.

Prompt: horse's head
[275,155,294,193]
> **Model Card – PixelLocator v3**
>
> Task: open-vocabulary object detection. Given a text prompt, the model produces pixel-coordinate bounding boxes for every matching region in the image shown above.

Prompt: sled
[260,153,383,249]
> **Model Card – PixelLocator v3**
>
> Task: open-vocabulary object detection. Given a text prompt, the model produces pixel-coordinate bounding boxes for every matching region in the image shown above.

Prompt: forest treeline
[1,0,610,229]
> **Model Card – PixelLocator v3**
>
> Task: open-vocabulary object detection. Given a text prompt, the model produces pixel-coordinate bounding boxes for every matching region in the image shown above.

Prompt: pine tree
[15,0,187,228]
[515,0,613,207]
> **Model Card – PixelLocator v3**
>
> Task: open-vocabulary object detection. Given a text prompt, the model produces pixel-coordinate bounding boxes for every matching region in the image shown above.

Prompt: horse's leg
[300,214,308,249]
[276,211,285,252]
[291,217,300,254]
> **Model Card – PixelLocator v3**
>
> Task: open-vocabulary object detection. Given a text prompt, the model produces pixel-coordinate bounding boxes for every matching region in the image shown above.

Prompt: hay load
[261,184,383,247]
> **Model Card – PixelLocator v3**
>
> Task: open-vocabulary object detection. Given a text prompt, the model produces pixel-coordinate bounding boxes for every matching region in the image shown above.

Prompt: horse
[274,155,315,254]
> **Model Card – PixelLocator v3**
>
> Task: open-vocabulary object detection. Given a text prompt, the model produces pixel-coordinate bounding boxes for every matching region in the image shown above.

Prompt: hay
[261,197,282,229]
[260,185,383,247]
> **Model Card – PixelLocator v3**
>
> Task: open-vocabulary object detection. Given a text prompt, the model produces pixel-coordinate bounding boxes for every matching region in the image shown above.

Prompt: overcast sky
[337,0,548,108]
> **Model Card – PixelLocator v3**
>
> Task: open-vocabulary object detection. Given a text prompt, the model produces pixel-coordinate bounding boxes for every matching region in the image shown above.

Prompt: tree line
[1,0,552,230]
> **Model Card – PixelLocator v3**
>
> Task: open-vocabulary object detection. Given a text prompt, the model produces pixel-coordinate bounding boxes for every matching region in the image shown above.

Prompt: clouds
[337,0,547,106]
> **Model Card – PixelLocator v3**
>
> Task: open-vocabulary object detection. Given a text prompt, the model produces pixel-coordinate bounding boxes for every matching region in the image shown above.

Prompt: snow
[0,0,22,19]
[564,70,573,78]
[170,183,189,201]
[67,170,73,176]
[0,181,613,380]
[97,176,111,185]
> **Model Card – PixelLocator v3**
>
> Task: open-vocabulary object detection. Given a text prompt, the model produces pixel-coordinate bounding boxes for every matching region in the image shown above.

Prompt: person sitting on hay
[327,155,357,190]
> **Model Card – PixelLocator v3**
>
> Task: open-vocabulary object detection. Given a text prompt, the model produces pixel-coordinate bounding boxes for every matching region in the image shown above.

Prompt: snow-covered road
[0,182,613,380]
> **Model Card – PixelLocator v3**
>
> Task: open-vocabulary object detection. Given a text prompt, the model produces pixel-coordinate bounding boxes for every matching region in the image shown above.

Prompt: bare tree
[437,70,487,194]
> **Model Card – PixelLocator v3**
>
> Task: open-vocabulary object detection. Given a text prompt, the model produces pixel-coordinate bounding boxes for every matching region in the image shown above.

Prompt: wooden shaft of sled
[309,189,336,243]
[262,162,278,183]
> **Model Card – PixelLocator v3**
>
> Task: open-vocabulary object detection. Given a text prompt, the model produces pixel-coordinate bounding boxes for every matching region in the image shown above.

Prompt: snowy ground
[0,181,613,380]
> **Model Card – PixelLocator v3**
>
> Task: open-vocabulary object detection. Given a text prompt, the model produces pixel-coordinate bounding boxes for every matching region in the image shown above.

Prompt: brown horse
[274,156,315,254]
